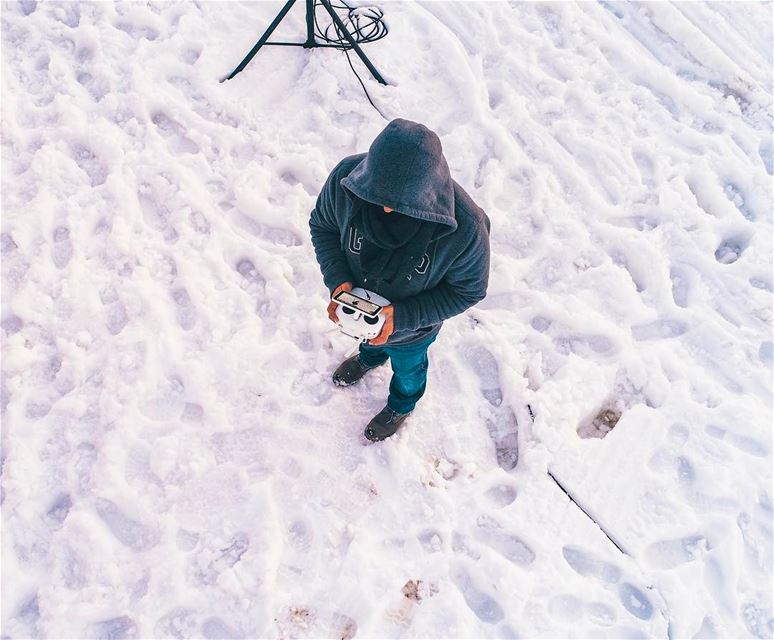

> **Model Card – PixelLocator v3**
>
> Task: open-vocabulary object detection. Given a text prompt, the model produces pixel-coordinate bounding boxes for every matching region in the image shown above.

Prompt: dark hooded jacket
[309,119,490,345]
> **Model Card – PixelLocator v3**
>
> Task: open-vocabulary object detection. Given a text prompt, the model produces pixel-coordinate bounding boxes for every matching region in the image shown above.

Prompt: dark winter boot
[364,406,411,442]
[332,354,386,387]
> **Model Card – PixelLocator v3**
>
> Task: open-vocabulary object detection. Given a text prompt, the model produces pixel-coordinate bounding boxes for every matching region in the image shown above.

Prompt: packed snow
[1,1,772,638]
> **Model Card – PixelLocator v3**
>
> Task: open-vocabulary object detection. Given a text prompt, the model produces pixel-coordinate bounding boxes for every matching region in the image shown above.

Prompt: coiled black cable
[313,0,388,50]
[313,0,388,115]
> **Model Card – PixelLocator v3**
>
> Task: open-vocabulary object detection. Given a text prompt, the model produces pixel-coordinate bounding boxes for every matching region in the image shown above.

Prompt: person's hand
[369,305,394,346]
[328,282,353,323]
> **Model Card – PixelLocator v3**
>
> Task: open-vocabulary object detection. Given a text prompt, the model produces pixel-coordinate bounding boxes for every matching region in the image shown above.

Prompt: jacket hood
[340,119,457,235]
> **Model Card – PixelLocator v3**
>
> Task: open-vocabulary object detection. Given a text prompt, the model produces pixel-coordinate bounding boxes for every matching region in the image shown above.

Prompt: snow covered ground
[1,1,772,638]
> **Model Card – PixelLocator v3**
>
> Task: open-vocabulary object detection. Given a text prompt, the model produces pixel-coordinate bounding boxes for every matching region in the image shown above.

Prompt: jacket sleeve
[392,226,490,331]
[309,168,355,293]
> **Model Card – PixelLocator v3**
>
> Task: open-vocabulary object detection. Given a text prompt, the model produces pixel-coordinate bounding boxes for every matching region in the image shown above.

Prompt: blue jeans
[359,333,438,414]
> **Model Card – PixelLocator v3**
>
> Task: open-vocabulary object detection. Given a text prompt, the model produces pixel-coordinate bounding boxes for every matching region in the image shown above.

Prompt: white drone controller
[333,287,391,342]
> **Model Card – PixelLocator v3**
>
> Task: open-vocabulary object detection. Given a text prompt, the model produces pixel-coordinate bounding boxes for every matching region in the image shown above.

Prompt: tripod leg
[319,0,388,85]
[304,0,316,47]
[221,0,299,82]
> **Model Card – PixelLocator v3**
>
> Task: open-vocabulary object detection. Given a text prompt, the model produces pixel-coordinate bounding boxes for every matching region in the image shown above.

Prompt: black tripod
[221,0,387,85]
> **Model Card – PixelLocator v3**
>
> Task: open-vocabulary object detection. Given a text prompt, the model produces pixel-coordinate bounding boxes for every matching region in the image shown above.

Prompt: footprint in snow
[87,616,137,640]
[547,594,584,622]
[562,546,621,583]
[714,235,749,265]
[723,182,756,221]
[537,319,617,359]
[750,276,772,292]
[650,436,744,514]
[632,149,656,188]
[486,410,519,471]
[451,567,504,624]
[151,111,199,154]
[577,369,651,440]
[417,530,443,553]
[647,424,690,476]
[176,528,199,552]
[741,601,774,640]
[530,315,552,333]
[675,456,696,487]
[669,265,691,308]
[71,144,107,187]
[149,253,178,284]
[233,211,303,247]
[18,0,36,15]
[577,403,622,439]
[53,2,80,27]
[631,318,687,341]
[2,234,30,290]
[154,608,198,639]
[137,182,178,244]
[644,535,706,569]
[451,532,481,561]
[124,444,156,487]
[586,602,617,626]
[280,168,317,196]
[100,286,128,336]
[211,427,271,468]
[235,258,266,295]
[196,532,250,584]
[547,594,617,627]
[704,424,768,458]
[171,287,197,330]
[483,484,518,508]
[181,402,203,423]
[189,210,211,235]
[290,370,333,406]
[181,47,201,65]
[46,492,72,525]
[584,334,617,355]
[382,580,439,634]
[168,75,240,128]
[457,344,518,469]
[668,422,690,447]
[286,518,313,552]
[737,511,773,574]
[464,344,502,406]
[475,514,535,567]
[759,138,773,176]
[51,226,73,269]
[616,583,654,621]
[139,373,186,421]
[94,497,159,551]
[202,617,241,639]
[486,79,505,111]
[561,546,654,621]
[759,341,773,367]
[167,75,206,104]
[115,21,159,41]
[1,232,17,255]
[76,70,108,102]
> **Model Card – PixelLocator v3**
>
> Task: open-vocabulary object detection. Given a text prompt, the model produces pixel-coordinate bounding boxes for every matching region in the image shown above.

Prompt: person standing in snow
[310,119,490,441]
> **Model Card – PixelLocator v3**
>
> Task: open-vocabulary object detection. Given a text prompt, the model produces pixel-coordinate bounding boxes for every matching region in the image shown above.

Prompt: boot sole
[332,361,386,387]
[332,376,362,387]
